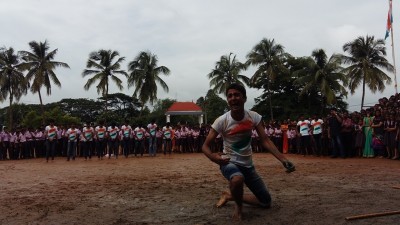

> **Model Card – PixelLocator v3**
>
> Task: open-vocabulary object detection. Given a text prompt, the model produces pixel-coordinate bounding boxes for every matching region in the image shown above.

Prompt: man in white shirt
[297,115,312,156]
[147,120,157,157]
[202,83,295,221]
[311,114,324,156]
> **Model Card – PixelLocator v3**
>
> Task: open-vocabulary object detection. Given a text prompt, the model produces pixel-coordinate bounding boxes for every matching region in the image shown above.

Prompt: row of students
[0,120,215,161]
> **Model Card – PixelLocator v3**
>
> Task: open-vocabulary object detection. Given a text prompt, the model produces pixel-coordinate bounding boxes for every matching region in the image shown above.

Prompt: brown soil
[1,153,399,225]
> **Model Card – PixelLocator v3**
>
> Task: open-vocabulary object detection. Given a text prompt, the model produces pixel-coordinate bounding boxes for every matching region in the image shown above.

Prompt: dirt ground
[1,153,400,225]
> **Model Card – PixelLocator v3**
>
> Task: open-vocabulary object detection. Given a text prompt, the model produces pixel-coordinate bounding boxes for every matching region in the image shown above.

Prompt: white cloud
[0,0,397,115]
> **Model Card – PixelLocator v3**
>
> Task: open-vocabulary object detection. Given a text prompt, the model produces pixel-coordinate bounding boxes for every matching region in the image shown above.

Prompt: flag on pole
[385,0,393,39]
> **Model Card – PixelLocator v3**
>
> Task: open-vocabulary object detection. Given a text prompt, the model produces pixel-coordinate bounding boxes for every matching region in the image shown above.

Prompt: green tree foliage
[208,53,250,95]
[127,51,170,111]
[294,49,348,115]
[246,38,289,120]
[197,90,228,124]
[47,98,103,124]
[19,40,70,111]
[82,49,128,112]
[150,98,176,124]
[0,47,29,128]
[338,35,394,110]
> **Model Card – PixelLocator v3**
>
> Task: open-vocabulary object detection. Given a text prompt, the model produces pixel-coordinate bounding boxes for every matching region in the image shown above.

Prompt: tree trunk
[321,96,326,116]
[38,90,45,124]
[8,76,13,129]
[268,80,274,121]
[8,94,13,129]
[361,77,366,110]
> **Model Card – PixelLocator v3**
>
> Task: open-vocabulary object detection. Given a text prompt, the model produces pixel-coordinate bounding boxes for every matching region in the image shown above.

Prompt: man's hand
[282,160,295,173]
[211,153,230,165]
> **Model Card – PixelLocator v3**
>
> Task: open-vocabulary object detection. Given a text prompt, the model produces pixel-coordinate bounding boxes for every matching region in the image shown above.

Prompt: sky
[0,0,397,112]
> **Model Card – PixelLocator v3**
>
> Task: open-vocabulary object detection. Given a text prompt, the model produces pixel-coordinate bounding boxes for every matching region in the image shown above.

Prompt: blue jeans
[148,136,157,156]
[163,139,172,154]
[45,140,57,161]
[122,138,130,157]
[331,134,345,157]
[220,163,271,207]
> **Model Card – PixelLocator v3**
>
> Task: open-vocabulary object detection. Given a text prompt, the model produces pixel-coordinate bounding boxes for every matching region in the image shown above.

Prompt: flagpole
[389,0,398,94]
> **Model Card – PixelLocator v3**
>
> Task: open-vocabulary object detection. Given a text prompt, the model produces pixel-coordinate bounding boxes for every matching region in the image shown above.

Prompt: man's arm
[255,122,295,172]
[202,128,229,165]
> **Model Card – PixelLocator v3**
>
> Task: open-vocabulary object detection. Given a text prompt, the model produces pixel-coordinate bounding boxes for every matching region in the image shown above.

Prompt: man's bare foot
[216,190,231,208]
[232,204,242,221]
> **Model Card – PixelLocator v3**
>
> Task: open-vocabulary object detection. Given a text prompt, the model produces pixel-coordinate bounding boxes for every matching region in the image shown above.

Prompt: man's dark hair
[226,83,246,98]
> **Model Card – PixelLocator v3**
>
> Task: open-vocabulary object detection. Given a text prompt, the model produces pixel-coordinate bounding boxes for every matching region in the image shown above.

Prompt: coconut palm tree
[246,38,289,120]
[0,47,29,128]
[127,51,170,112]
[19,40,70,109]
[208,53,249,95]
[82,49,128,112]
[338,35,394,110]
[294,49,348,114]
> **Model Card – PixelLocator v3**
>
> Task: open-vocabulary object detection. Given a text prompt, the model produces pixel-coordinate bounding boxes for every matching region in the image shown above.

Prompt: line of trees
[0,35,395,129]
[207,36,394,120]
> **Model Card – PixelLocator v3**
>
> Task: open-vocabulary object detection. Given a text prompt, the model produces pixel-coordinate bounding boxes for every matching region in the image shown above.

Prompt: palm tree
[294,49,348,114]
[208,53,249,95]
[246,38,289,120]
[338,35,394,110]
[127,51,170,113]
[19,40,70,110]
[0,47,29,128]
[82,49,128,112]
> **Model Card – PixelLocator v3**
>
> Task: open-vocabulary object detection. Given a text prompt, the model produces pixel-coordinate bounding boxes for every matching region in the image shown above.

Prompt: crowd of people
[0,94,399,162]
[257,94,400,160]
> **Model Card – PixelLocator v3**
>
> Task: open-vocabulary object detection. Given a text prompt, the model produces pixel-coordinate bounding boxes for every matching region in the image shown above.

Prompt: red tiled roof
[167,102,202,112]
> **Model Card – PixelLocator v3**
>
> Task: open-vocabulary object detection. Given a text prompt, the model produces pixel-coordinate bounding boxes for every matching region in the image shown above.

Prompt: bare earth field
[1,153,400,225]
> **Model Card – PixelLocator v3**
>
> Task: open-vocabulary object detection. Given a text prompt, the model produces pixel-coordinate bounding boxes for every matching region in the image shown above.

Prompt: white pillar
[199,114,204,125]
[166,114,171,123]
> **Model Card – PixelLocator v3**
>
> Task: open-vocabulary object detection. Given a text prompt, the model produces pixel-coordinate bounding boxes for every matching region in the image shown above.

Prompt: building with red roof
[165,102,204,124]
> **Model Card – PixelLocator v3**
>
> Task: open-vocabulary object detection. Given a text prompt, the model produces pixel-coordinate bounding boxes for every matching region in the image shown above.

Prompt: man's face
[227,88,246,111]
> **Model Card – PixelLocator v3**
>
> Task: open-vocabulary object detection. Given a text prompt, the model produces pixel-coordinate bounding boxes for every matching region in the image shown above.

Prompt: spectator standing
[95,120,107,160]
[45,119,58,162]
[311,115,323,156]
[341,113,354,157]
[66,124,80,161]
[371,110,384,157]
[362,110,374,158]
[120,120,132,158]
[81,122,94,160]
[107,122,119,159]
[147,120,157,157]
[297,115,312,156]
[383,113,397,159]
[281,120,289,154]
[134,124,146,157]
[328,108,345,158]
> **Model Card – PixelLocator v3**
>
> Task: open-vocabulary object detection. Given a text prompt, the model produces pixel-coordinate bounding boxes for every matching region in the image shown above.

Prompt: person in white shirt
[134,124,146,157]
[311,114,324,156]
[81,122,94,160]
[45,119,58,162]
[297,115,312,156]
[120,120,132,158]
[107,122,119,159]
[95,120,107,160]
[66,124,80,161]
[147,120,157,157]
[162,122,173,155]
